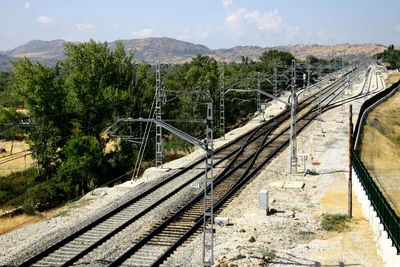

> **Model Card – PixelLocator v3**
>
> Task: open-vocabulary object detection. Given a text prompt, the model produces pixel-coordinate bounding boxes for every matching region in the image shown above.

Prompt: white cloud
[131,28,154,38]
[284,26,300,40]
[37,16,54,24]
[225,8,283,36]
[395,24,400,32]
[222,0,232,8]
[24,2,30,9]
[75,24,95,31]
[177,27,209,41]
[316,30,344,42]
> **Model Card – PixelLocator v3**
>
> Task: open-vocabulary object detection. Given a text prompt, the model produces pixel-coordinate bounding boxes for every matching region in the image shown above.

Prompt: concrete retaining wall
[352,169,400,266]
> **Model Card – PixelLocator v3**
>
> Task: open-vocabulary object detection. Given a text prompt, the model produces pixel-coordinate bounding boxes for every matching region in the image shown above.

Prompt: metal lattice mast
[155,62,163,168]
[257,72,261,112]
[307,59,310,90]
[220,63,225,139]
[317,65,323,130]
[203,102,214,266]
[289,60,298,175]
[273,59,278,96]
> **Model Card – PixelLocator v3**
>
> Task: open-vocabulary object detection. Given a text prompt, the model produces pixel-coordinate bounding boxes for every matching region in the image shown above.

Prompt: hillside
[0,55,13,72]
[360,73,400,216]
[5,39,67,61]
[0,37,389,71]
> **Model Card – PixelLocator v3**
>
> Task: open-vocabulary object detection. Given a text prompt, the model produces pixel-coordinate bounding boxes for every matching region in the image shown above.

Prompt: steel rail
[109,73,352,267]
[18,96,291,267]
[19,71,347,267]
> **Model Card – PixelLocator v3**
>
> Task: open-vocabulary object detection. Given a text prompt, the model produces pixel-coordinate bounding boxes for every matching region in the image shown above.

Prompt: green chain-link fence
[352,150,400,254]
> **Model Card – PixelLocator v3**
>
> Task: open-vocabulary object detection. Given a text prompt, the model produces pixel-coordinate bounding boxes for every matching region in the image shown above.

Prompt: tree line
[376,45,400,69]
[0,40,337,213]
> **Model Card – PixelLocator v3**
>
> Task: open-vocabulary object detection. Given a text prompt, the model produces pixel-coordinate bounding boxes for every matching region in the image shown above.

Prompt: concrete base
[352,169,400,266]
[258,190,269,213]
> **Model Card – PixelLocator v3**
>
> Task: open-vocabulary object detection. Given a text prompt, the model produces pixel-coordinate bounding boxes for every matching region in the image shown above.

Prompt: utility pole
[203,102,214,266]
[289,60,298,177]
[257,72,261,112]
[317,65,323,130]
[155,62,164,168]
[348,104,353,219]
[273,59,278,96]
[307,59,310,90]
[220,63,225,139]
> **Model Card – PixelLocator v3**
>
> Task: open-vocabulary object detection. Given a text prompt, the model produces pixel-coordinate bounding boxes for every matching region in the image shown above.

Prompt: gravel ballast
[0,68,386,266]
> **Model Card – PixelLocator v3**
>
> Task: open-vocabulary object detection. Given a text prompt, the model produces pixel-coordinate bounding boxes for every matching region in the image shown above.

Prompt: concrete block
[258,190,269,214]
[215,217,230,226]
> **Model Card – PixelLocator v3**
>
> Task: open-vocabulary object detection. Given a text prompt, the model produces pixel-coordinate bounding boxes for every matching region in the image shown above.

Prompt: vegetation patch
[262,247,276,261]
[321,213,349,231]
[298,230,315,236]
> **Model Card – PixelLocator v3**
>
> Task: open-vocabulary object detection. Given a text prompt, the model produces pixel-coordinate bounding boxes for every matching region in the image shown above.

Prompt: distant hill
[5,39,67,61]
[0,54,14,71]
[0,37,390,71]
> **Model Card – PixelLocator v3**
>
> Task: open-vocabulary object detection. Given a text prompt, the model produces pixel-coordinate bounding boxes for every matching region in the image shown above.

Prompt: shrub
[321,213,349,231]
[263,247,275,261]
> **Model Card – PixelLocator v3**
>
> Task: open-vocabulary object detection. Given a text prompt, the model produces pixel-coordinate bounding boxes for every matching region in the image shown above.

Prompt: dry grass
[385,71,400,88]
[0,214,43,235]
[0,197,94,235]
[0,140,34,176]
[360,83,400,216]
[164,149,191,162]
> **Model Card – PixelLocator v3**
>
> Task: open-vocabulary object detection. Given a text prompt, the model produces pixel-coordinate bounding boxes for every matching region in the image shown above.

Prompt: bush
[321,213,349,231]
[0,168,38,206]
[22,200,35,215]
[262,247,275,261]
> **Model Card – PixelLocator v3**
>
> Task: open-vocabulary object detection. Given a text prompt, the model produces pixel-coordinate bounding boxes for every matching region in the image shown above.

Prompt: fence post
[348,104,353,219]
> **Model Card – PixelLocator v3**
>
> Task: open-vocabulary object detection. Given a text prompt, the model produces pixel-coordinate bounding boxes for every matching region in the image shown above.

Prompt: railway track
[107,71,357,267]
[19,69,356,267]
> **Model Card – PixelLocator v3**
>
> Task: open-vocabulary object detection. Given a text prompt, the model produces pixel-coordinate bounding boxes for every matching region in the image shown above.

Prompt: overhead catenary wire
[42,97,135,119]
[1,169,133,234]
[0,121,110,166]
[0,148,106,210]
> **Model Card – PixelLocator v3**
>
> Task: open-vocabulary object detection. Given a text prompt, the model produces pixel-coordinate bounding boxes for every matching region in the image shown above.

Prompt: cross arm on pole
[123,118,207,150]
[225,88,290,106]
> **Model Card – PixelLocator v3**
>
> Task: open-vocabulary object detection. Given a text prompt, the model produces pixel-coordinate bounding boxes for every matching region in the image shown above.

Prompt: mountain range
[0,37,389,71]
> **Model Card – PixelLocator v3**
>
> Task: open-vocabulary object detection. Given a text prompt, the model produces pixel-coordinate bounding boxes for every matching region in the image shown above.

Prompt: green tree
[259,49,295,73]
[62,40,135,139]
[376,45,400,68]
[12,58,71,176]
[0,105,24,140]
[56,136,102,198]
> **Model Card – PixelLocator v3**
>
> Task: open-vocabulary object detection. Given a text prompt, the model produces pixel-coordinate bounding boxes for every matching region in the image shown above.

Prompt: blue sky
[1,0,400,51]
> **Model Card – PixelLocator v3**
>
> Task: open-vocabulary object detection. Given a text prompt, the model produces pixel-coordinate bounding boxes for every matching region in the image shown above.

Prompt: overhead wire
[2,169,133,234]
[0,121,109,166]
[0,148,106,210]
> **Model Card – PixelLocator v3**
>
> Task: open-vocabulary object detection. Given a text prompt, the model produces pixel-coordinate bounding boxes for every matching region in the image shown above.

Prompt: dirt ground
[0,140,34,176]
[384,71,400,87]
